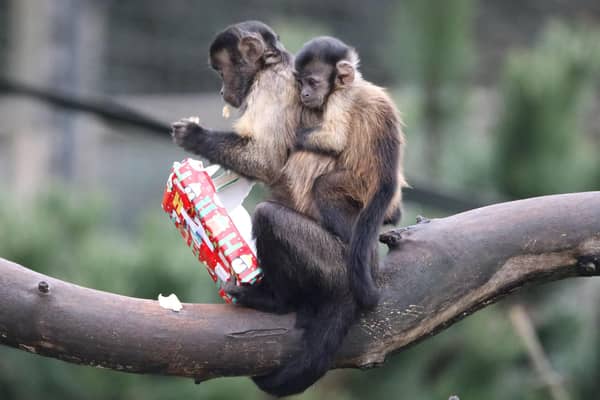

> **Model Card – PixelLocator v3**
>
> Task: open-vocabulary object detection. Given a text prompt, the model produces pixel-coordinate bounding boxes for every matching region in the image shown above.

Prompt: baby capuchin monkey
[294,36,407,309]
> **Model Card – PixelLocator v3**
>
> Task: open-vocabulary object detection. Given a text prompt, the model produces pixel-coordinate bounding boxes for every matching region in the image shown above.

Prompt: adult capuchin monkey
[171,21,359,397]
[294,36,407,310]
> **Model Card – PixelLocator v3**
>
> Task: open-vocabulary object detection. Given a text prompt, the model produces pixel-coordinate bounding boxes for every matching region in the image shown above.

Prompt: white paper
[207,165,256,250]
[217,175,254,211]
[158,293,183,312]
[229,205,256,253]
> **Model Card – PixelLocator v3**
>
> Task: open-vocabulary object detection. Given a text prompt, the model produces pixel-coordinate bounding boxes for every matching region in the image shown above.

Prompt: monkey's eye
[307,78,318,87]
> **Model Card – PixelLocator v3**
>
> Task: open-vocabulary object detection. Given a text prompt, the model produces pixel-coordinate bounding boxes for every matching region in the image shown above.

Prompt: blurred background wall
[0,1,598,399]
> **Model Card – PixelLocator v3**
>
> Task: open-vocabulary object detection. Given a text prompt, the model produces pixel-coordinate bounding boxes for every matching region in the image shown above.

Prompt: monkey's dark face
[211,49,260,108]
[296,61,333,109]
[209,22,286,108]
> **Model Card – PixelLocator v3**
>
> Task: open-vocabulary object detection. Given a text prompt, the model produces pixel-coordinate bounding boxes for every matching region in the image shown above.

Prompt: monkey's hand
[171,116,206,150]
[170,118,272,181]
[294,127,318,151]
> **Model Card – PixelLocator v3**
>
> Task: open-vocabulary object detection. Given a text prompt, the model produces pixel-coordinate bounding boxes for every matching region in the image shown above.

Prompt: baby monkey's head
[294,36,360,109]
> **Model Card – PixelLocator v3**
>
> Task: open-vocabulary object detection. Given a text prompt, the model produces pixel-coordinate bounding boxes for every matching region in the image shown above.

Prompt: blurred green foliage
[389,0,475,182]
[390,0,474,88]
[271,18,331,54]
[495,22,600,198]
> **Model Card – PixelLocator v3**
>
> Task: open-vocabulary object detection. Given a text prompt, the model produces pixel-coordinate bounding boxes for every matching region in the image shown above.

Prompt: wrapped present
[162,158,261,303]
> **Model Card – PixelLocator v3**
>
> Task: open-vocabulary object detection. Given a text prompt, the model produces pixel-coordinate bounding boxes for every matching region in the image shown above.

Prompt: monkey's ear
[336,61,355,86]
[239,35,265,63]
[263,49,281,65]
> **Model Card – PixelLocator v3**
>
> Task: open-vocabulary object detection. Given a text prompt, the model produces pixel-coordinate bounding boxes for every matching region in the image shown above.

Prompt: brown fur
[292,37,406,310]
[277,152,336,215]
[202,29,404,226]
[232,56,300,184]
[229,51,337,215]
[301,76,407,221]
[236,57,407,226]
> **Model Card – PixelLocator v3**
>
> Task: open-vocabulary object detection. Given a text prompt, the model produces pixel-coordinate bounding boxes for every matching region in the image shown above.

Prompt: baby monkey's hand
[294,126,318,151]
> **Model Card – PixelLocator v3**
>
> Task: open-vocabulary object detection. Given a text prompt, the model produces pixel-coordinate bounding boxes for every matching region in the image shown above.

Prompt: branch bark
[0,192,599,382]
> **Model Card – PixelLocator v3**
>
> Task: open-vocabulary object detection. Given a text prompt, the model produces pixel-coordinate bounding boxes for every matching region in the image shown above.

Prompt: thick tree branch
[0,192,598,382]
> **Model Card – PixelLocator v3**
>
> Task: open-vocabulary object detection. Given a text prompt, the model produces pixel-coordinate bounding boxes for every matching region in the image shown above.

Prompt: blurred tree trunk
[423,74,443,180]
[71,1,107,188]
[393,0,474,182]
[7,0,106,194]
[8,0,55,196]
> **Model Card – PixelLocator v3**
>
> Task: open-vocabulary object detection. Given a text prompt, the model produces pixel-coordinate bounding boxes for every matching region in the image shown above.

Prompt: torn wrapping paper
[158,293,183,312]
[161,158,261,303]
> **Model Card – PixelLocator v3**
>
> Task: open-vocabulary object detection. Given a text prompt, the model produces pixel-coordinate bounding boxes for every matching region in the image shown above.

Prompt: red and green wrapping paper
[161,158,262,303]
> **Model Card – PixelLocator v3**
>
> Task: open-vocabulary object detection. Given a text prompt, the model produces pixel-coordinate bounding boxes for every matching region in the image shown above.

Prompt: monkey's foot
[294,127,317,150]
[222,280,246,300]
[379,226,412,246]
[223,281,290,314]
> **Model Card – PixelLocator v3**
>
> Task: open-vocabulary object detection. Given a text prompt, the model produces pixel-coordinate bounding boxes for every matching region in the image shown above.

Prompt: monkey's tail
[252,297,357,397]
[349,180,396,309]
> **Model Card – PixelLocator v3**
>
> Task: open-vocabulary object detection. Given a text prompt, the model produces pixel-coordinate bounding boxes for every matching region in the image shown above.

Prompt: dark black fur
[171,21,364,397]
[208,21,289,108]
[245,202,357,397]
[209,20,281,61]
[350,122,401,309]
[171,121,270,182]
[383,207,402,226]
[295,36,351,73]
[311,171,361,243]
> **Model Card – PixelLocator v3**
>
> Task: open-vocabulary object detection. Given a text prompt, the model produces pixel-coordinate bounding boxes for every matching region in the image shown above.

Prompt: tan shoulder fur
[233,62,301,180]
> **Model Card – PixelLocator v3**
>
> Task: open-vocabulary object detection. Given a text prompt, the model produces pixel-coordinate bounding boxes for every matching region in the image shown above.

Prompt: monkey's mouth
[223,94,242,108]
[300,98,321,109]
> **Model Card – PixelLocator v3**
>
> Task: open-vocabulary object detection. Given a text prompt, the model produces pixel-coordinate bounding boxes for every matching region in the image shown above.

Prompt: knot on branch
[576,237,600,276]
[577,256,599,275]
[38,281,50,293]
[379,215,432,248]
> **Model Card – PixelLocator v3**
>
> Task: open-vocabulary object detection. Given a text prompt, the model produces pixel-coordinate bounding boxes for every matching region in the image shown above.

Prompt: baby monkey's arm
[295,122,348,156]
